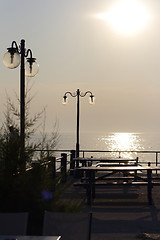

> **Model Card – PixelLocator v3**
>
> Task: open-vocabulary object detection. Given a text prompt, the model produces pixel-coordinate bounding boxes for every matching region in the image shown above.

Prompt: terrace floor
[60,174,160,240]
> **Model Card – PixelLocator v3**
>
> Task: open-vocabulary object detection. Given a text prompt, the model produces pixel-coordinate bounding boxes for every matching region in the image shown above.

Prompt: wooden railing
[27,150,76,183]
[80,150,160,165]
[25,149,160,186]
[34,149,160,164]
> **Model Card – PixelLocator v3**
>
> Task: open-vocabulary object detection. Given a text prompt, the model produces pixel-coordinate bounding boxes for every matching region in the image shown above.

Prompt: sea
[56,132,160,164]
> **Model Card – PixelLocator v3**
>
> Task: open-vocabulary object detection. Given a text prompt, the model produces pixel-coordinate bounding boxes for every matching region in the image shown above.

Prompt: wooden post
[48,156,56,192]
[61,153,67,182]
[134,157,139,181]
[76,157,79,168]
[70,150,75,176]
[51,157,56,179]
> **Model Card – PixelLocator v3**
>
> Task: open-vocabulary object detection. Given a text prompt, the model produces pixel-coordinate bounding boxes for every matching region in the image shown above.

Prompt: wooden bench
[73,164,160,205]
[74,180,160,205]
[74,181,160,187]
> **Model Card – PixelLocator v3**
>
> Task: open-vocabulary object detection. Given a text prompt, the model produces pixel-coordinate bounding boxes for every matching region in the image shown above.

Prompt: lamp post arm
[11,41,19,51]
[79,90,93,97]
[63,91,77,98]
[25,49,33,58]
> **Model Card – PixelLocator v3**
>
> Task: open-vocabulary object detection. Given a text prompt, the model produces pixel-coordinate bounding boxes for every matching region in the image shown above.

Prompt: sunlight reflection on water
[98,132,144,158]
[57,131,160,161]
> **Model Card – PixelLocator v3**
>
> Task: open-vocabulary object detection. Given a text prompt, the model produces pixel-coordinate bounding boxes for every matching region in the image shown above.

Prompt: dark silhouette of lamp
[3,39,39,171]
[63,88,94,157]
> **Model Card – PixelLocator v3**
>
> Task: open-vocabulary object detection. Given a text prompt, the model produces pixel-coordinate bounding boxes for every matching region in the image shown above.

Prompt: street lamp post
[3,39,39,171]
[63,88,94,157]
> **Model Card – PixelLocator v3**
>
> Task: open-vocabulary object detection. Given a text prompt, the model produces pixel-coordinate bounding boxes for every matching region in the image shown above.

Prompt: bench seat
[74,181,160,187]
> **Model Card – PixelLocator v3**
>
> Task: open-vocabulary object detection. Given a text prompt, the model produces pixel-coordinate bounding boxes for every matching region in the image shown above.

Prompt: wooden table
[0,236,61,240]
[74,165,160,205]
[73,157,139,167]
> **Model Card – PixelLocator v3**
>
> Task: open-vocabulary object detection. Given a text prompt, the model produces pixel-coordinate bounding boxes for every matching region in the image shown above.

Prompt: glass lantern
[89,94,95,104]
[25,57,39,77]
[3,48,21,69]
[62,95,68,105]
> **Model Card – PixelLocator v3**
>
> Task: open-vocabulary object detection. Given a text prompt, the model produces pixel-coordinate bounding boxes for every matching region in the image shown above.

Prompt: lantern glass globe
[3,51,21,69]
[25,60,39,77]
[89,95,95,104]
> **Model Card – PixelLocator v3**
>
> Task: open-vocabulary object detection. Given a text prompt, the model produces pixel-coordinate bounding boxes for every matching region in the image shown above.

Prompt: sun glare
[110,133,137,150]
[97,0,151,35]
[99,132,143,158]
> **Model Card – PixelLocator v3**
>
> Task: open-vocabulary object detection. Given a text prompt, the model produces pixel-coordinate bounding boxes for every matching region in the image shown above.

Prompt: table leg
[86,170,92,205]
[86,184,91,205]
[91,171,95,200]
[134,170,137,181]
[86,170,95,205]
[147,169,152,205]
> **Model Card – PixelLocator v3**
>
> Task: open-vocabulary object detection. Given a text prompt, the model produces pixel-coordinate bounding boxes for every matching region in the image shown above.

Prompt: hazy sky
[1,0,160,134]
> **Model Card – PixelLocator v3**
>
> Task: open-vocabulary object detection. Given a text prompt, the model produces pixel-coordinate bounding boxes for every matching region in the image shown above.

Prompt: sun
[97,0,151,35]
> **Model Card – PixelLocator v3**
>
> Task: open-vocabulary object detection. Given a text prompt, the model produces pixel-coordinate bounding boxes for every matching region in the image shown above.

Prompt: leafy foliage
[0,83,60,212]
[0,84,82,234]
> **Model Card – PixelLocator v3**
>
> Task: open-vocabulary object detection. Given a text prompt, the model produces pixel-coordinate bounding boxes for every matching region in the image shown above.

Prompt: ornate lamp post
[3,39,39,170]
[63,88,94,157]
